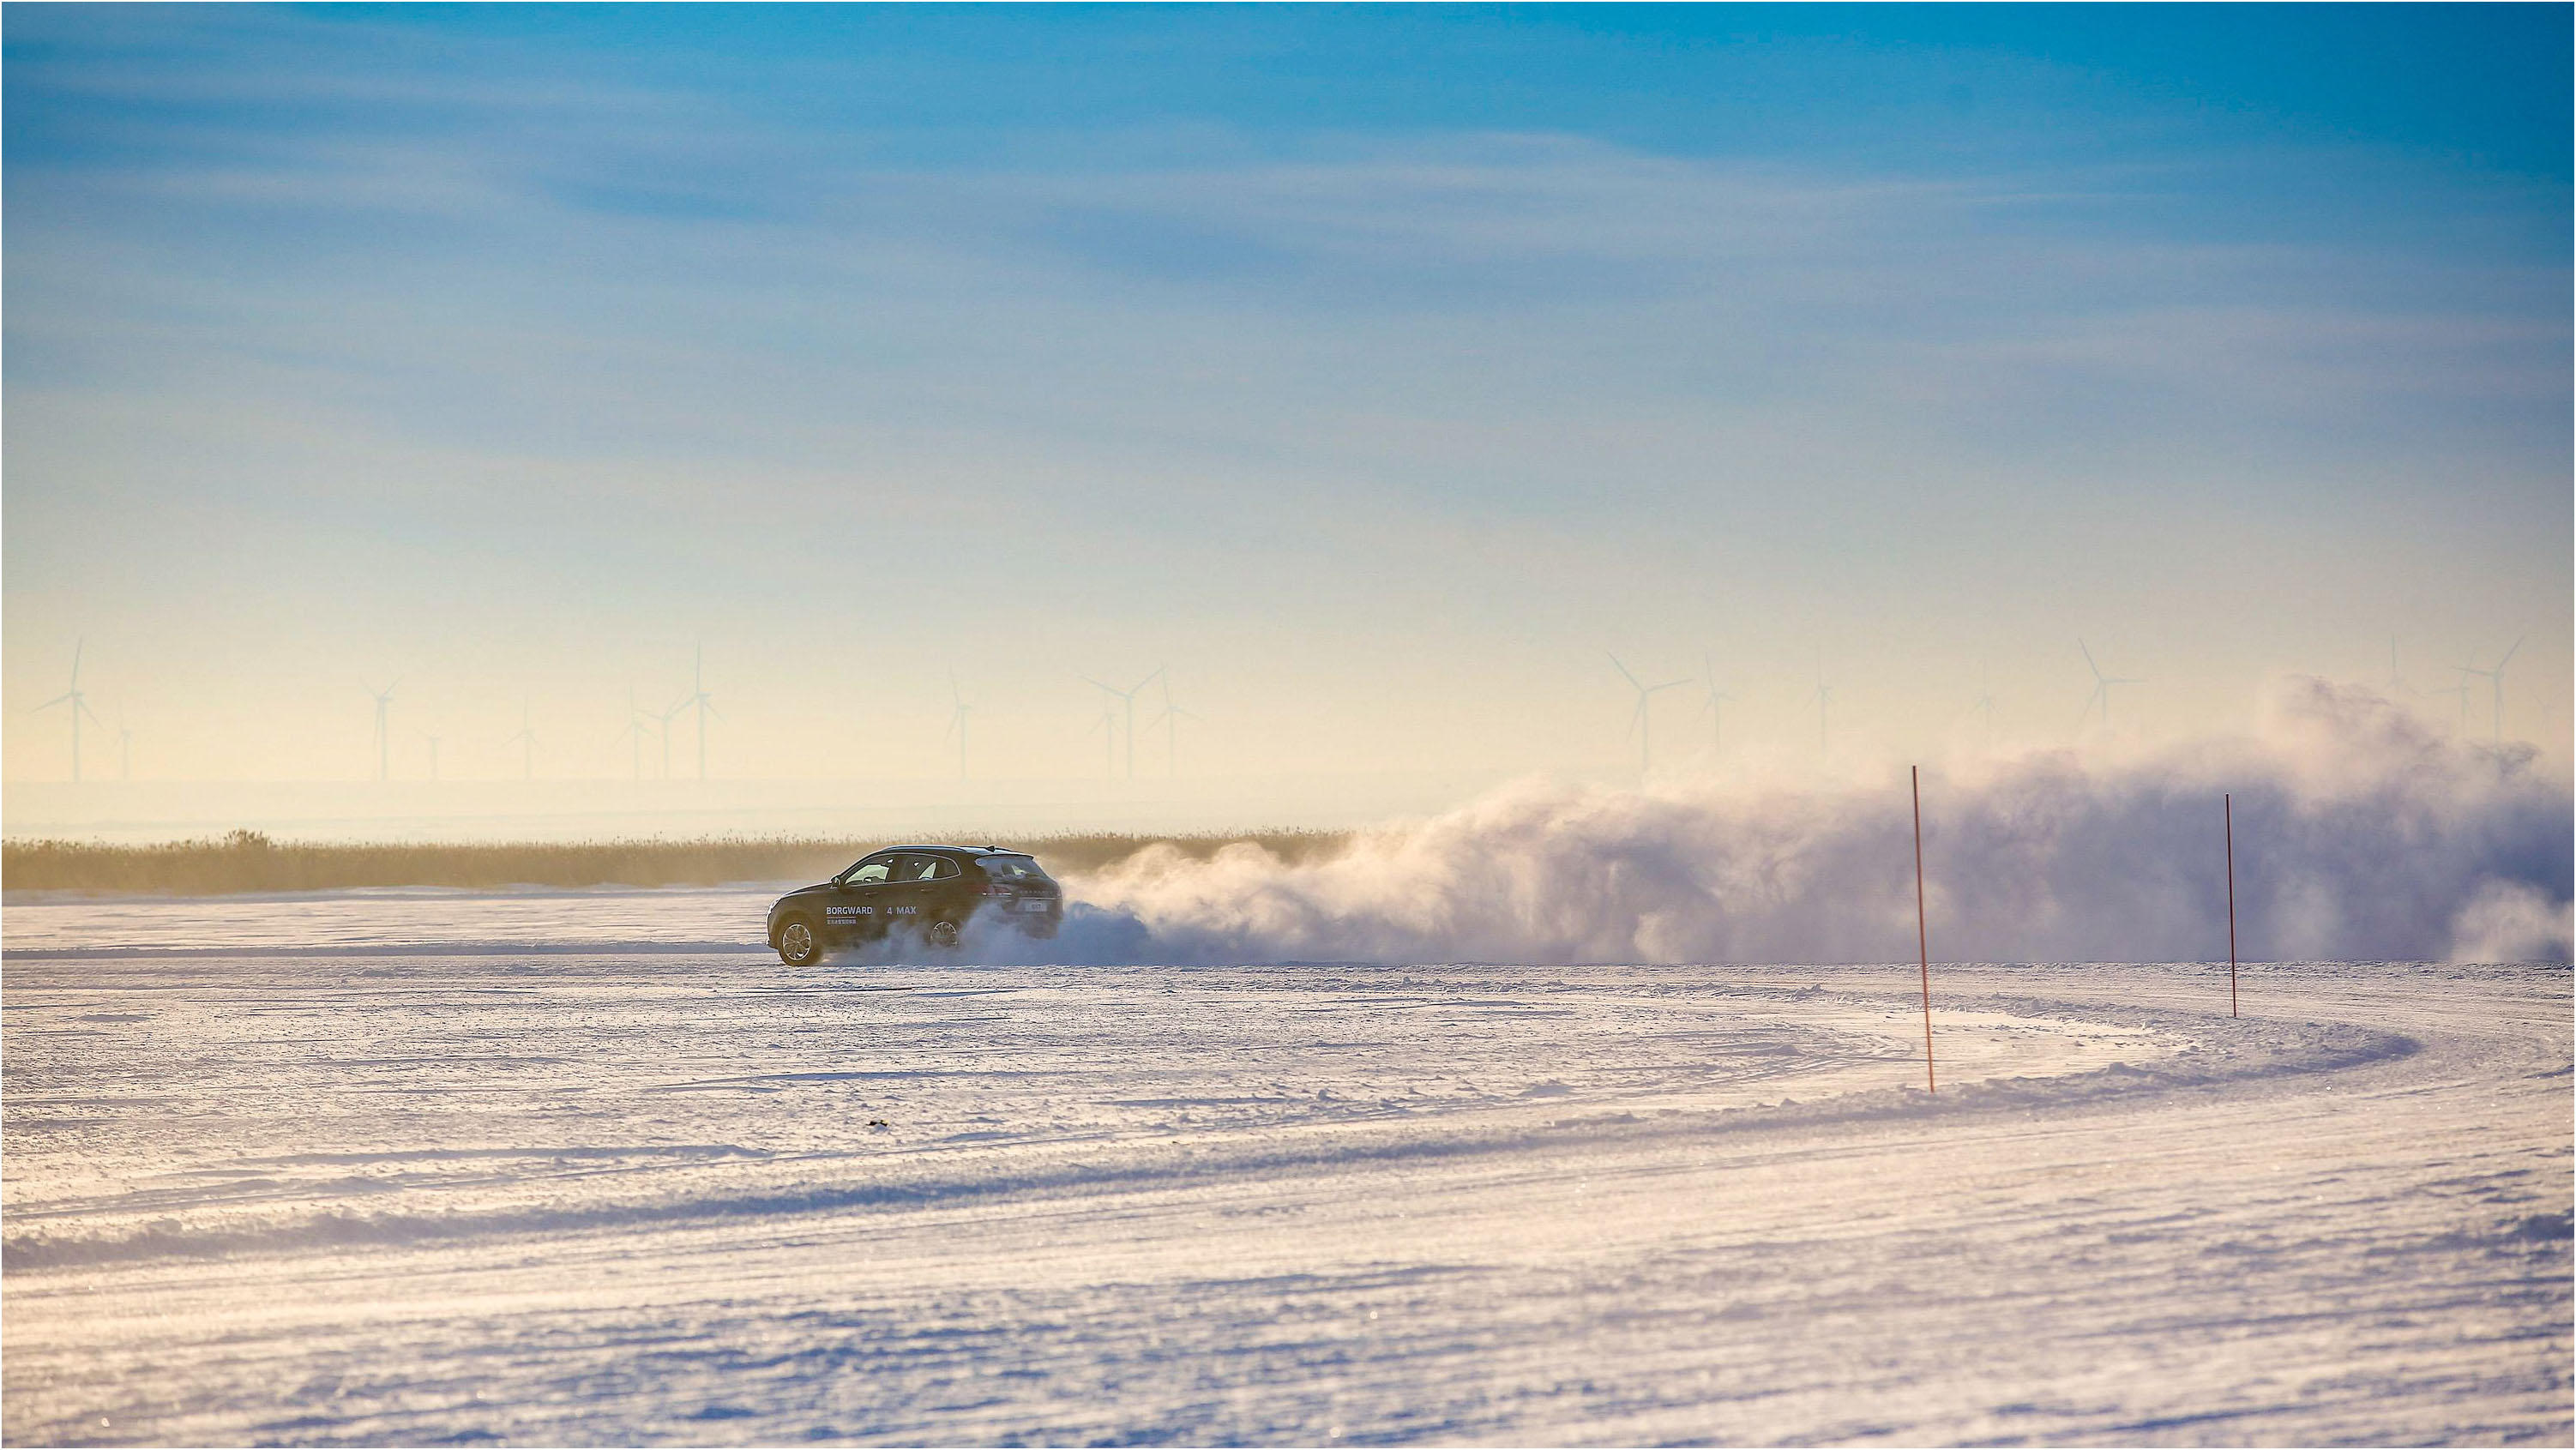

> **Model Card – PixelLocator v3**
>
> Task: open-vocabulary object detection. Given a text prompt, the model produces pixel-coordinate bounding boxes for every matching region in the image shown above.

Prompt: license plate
[1018,899,1052,913]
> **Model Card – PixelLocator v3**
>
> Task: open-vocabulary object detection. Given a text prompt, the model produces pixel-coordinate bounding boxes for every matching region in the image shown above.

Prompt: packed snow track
[3,891,2567,1446]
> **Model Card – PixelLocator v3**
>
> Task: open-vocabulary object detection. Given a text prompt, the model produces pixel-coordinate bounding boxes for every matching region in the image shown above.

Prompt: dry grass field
[0,829,1350,896]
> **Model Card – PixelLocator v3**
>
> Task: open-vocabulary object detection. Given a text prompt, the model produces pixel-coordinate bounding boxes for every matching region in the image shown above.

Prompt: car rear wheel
[777,917,822,966]
[925,918,960,949]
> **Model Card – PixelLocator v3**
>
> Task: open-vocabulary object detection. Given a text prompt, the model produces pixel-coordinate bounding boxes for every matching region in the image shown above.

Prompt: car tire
[776,916,822,966]
[925,918,960,949]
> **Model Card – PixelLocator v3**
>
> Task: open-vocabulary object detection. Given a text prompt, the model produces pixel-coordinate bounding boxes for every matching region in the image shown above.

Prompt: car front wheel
[777,916,822,966]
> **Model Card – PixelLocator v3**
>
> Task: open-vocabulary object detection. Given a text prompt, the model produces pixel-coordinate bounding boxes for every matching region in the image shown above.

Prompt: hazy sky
[6,4,2568,812]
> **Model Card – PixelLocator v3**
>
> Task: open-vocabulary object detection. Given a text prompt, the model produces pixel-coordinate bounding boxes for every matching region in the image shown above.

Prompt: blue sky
[4,4,2567,803]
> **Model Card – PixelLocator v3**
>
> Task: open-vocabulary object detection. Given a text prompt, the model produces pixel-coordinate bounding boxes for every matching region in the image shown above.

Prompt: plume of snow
[972,678,2568,966]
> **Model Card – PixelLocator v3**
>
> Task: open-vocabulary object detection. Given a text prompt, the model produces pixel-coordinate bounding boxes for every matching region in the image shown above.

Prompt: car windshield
[980,855,1050,882]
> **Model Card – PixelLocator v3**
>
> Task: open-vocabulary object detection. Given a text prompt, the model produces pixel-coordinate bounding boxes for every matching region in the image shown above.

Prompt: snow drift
[1023,679,2568,966]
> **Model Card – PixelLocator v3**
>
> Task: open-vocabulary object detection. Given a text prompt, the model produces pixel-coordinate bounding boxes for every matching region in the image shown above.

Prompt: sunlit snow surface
[3,891,2567,1446]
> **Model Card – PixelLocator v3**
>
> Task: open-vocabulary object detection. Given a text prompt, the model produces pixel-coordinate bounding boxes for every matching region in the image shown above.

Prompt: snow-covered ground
[3,891,2567,1446]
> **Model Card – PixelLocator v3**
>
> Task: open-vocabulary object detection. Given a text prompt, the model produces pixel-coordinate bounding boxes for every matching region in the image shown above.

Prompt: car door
[878,852,937,931]
[828,854,897,941]
[914,853,966,926]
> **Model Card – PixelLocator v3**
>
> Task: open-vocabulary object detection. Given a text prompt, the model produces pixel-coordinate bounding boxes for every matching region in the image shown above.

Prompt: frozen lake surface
[3,890,2567,1445]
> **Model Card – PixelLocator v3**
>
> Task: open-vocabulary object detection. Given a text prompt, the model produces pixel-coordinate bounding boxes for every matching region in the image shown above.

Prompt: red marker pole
[1913,765,1935,1093]
[2224,792,2237,1019]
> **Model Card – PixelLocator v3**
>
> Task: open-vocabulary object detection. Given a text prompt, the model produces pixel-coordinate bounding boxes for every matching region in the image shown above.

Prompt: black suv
[767,845,1063,965]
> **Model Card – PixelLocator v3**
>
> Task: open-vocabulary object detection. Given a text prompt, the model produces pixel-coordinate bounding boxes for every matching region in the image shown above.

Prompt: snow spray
[952,678,2567,968]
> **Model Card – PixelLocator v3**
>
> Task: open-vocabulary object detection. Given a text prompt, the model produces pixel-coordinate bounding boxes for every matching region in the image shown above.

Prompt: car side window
[841,858,893,886]
[890,854,954,882]
[924,857,959,881]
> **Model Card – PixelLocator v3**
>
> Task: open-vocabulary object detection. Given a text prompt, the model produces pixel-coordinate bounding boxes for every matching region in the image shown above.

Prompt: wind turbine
[1146,668,1203,777]
[1800,645,1840,757]
[421,731,442,781]
[613,689,652,782]
[944,676,972,780]
[33,641,104,782]
[364,682,397,781]
[505,696,535,780]
[653,695,689,779]
[2425,679,2471,735]
[1079,668,1162,779]
[1609,654,1692,778]
[673,646,719,780]
[1697,654,1731,755]
[2076,640,2144,736]
[2459,635,2525,743]
[117,707,132,781]
[1085,708,1116,780]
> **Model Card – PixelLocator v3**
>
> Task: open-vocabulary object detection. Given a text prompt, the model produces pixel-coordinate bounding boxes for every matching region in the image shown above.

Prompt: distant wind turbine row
[1605,634,2534,771]
[1080,667,1164,781]
[1153,671,1203,778]
[945,676,972,781]
[2076,640,2144,733]
[615,690,649,781]
[33,640,104,782]
[1698,656,1731,755]
[2458,635,2524,744]
[330,647,720,785]
[923,663,1207,783]
[365,681,397,781]
[1608,653,1691,778]
[675,647,718,781]
[18,632,2543,783]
